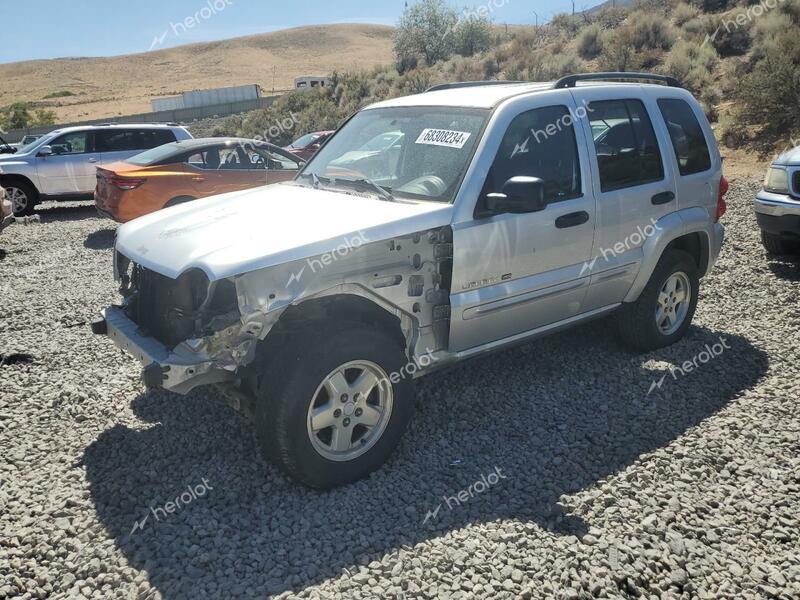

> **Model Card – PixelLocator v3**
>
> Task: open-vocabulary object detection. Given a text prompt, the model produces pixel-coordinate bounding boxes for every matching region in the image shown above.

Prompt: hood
[775,146,800,166]
[115,183,453,280]
[0,155,34,166]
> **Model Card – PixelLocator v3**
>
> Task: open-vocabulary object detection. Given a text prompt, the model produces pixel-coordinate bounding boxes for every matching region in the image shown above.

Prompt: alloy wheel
[656,271,692,335]
[306,360,393,462]
[6,186,27,214]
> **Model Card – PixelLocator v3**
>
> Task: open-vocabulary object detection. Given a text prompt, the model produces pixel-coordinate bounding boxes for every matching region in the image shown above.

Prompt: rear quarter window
[657,98,712,176]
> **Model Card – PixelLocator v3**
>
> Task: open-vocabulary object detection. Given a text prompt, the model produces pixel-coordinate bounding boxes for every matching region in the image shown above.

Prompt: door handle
[192,177,206,182]
[651,191,675,205]
[555,211,590,229]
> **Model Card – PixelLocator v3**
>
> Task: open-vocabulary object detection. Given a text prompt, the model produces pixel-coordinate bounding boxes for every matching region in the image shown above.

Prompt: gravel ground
[0,179,798,600]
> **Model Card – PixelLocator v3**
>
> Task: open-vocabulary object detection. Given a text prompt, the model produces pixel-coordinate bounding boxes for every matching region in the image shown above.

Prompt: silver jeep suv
[94,73,727,488]
[0,123,192,216]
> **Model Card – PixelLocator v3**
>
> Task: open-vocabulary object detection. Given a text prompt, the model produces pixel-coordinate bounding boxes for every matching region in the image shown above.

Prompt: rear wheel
[617,249,700,352]
[761,231,797,256]
[255,323,415,489]
[5,180,37,217]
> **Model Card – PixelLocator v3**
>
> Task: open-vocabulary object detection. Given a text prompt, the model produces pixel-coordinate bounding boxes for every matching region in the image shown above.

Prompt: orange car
[95,138,303,223]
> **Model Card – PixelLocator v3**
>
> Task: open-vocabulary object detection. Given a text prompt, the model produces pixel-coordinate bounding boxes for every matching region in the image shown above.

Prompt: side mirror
[485,176,547,215]
[37,145,53,157]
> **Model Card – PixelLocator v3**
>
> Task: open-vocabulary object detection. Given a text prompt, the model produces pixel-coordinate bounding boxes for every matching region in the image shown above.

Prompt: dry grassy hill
[0,24,395,122]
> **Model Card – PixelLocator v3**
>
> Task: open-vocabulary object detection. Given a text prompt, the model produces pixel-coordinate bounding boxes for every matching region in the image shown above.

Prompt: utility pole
[272,65,276,95]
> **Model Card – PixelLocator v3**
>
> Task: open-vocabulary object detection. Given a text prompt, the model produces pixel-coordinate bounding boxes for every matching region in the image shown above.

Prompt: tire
[164,196,195,209]
[255,322,415,489]
[616,249,700,352]
[4,180,37,217]
[761,231,796,256]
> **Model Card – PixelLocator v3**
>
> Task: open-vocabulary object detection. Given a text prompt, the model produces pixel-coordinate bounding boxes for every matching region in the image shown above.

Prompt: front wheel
[5,180,37,217]
[616,249,700,352]
[255,323,415,489]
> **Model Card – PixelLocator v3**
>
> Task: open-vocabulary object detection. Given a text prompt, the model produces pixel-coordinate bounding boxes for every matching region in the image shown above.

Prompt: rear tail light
[716,176,729,222]
[111,177,147,191]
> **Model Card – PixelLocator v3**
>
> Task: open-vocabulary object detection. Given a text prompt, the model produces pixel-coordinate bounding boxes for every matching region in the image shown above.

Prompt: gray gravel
[0,180,799,600]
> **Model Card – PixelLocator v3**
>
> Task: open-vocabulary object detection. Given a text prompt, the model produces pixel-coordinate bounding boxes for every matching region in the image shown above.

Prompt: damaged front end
[96,252,258,394]
[97,224,454,395]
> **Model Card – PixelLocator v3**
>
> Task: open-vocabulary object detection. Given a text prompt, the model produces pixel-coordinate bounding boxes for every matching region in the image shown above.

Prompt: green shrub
[394,0,458,67]
[681,15,716,43]
[598,31,640,72]
[577,24,605,60]
[736,8,800,138]
[451,13,492,57]
[672,2,700,27]
[663,39,718,82]
[0,102,56,130]
[625,12,676,51]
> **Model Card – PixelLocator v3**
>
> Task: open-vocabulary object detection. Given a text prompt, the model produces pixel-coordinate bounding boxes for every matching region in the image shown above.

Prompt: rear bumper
[707,222,725,275]
[95,306,233,395]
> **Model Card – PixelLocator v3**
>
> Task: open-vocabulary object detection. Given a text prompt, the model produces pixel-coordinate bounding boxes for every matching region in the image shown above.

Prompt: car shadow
[767,253,800,282]
[82,322,768,598]
[84,228,116,250]
[35,202,98,223]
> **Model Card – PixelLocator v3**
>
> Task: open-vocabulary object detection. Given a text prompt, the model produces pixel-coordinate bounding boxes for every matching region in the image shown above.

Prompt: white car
[0,124,192,216]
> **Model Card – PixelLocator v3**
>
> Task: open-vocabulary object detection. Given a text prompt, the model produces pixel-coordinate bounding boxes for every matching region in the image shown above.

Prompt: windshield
[127,142,183,166]
[290,133,320,149]
[300,106,489,203]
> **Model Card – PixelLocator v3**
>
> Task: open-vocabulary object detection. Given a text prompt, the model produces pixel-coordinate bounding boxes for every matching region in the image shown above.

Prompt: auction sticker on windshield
[416,129,472,149]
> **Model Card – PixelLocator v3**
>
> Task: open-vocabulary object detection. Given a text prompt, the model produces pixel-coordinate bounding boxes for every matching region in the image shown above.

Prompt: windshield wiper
[298,173,395,202]
[345,177,395,202]
[297,172,327,190]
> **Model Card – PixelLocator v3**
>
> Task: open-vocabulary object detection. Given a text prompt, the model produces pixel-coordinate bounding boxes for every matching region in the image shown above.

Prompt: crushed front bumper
[94,306,233,394]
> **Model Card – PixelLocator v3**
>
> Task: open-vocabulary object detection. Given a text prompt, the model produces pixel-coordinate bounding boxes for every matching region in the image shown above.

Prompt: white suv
[0,124,192,216]
[95,73,727,488]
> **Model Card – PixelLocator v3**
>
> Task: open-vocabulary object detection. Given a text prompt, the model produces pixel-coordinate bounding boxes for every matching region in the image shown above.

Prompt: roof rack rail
[553,72,682,89]
[426,80,527,93]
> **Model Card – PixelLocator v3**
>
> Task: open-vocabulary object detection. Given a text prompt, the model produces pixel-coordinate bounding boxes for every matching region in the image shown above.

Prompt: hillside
[210,0,799,180]
[0,24,395,122]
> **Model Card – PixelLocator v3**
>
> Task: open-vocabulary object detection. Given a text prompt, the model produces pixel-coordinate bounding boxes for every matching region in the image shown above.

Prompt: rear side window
[657,99,712,176]
[588,99,664,192]
[97,129,176,153]
[482,105,582,204]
